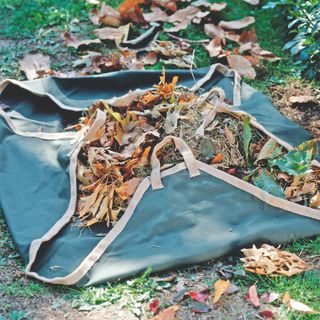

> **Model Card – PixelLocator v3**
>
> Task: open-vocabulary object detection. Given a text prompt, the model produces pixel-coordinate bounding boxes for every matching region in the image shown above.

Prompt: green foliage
[264,0,320,79]
[253,169,285,198]
[69,268,170,313]
[268,149,313,176]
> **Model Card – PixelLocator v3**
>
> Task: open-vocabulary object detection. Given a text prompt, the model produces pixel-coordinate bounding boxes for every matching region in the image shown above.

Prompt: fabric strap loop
[150,136,200,190]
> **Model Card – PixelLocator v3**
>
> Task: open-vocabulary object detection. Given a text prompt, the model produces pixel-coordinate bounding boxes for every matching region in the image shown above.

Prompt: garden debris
[241,244,309,276]
[69,71,319,227]
[19,53,52,80]
[49,0,281,78]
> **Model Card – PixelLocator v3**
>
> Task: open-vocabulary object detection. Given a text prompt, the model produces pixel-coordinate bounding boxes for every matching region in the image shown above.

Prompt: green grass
[0,0,89,39]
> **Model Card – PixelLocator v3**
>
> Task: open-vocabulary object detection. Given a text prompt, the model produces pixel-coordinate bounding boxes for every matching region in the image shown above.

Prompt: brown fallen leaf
[283,292,319,314]
[246,284,260,308]
[93,26,126,41]
[151,305,179,320]
[115,177,142,200]
[241,244,309,276]
[90,3,122,26]
[204,24,225,40]
[63,32,101,49]
[310,193,320,208]
[143,6,169,22]
[192,0,227,12]
[117,0,145,13]
[219,16,255,30]
[151,41,190,58]
[227,55,256,79]
[204,37,222,57]
[19,53,52,80]
[224,125,236,144]
[153,0,177,12]
[260,292,280,304]
[213,279,230,304]
[288,95,315,104]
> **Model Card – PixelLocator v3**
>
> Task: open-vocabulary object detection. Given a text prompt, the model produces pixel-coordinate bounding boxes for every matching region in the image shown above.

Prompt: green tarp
[0,67,319,286]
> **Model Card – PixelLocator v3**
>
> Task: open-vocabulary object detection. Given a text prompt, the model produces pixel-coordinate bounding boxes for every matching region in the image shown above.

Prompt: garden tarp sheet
[0,67,320,286]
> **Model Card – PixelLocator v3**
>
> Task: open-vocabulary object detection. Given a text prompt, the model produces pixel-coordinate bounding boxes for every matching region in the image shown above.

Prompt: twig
[167,33,210,44]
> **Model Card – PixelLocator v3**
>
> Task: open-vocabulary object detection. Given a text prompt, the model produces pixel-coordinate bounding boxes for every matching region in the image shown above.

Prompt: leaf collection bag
[0,65,320,286]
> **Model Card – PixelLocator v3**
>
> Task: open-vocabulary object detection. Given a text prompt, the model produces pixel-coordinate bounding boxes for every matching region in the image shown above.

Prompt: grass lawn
[0,0,319,319]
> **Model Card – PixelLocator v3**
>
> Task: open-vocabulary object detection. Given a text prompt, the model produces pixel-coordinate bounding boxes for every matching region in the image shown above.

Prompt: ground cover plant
[0,0,320,319]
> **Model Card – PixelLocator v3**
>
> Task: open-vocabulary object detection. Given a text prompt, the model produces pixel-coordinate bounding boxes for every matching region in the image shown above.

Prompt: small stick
[167,33,210,44]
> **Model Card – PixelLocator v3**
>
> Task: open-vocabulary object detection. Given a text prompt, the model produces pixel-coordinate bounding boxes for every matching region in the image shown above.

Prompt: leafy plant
[264,0,320,79]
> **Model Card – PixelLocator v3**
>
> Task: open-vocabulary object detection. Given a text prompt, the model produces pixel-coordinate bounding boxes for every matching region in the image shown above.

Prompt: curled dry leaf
[219,16,255,30]
[283,292,319,315]
[288,95,315,104]
[246,284,260,308]
[143,6,169,22]
[310,193,320,208]
[204,24,225,40]
[204,37,222,57]
[259,310,274,320]
[90,3,122,26]
[192,0,227,12]
[260,292,280,304]
[151,305,179,320]
[213,279,230,304]
[153,0,177,12]
[63,32,101,49]
[189,289,210,302]
[117,0,145,13]
[93,26,127,41]
[241,244,309,276]
[226,55,256,79]
[115,177,141,200]
[19,53,52,80]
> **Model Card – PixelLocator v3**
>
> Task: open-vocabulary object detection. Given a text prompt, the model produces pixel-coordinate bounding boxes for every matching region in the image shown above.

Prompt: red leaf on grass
[189,289,210,302]
[246,284,260,307]
[150,299,160,315]
[259,310,274,320]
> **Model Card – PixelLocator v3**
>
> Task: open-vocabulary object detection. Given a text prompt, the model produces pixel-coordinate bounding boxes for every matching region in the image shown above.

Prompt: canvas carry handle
[150,136,200,190]
[190,63,241,107]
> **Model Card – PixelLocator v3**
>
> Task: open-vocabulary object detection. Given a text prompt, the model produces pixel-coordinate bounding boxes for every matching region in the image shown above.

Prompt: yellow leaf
[151,305,179,320]
[213,279,230,304]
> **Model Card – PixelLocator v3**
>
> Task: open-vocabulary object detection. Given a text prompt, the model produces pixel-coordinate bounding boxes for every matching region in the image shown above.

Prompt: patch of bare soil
[269,80,320,138]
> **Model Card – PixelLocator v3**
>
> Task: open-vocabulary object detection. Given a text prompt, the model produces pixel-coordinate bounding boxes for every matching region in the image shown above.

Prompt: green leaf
[253,169,285,198]
[268,150,313,176]
[199,137,214,159]
[243,116,252,162]
[296,138,319,156]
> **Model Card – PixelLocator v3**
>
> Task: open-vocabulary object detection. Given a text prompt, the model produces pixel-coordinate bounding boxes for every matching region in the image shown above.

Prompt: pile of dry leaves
[19,0,279,80]
[71,70,320,228]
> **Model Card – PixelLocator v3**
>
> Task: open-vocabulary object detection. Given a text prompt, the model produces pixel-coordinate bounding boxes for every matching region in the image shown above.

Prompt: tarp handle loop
[150,136,200,190]
[190,63,241,107]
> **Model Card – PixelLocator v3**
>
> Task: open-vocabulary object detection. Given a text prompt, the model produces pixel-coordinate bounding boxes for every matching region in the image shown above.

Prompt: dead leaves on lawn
[241,244,309,276]
[18,0,280,79]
